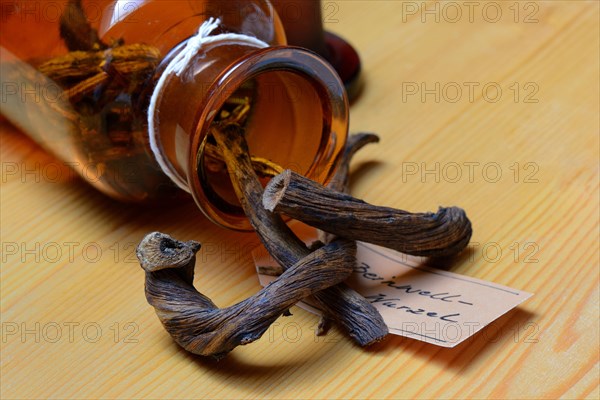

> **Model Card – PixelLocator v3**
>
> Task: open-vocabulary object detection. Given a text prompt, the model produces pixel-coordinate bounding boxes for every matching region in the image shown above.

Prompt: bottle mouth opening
[188,46,348,230]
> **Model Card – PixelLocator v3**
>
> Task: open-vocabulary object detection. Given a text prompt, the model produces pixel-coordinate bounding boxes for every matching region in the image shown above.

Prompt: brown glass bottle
[0,0,348,229]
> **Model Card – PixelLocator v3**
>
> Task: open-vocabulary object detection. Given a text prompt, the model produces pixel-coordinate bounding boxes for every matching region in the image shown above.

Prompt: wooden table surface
[1,1,598,399]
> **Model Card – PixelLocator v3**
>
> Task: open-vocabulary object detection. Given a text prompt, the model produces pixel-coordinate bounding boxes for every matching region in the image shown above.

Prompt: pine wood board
[1,1,598,399]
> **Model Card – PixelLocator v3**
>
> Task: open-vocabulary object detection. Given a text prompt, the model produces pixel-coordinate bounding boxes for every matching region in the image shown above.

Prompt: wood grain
[1,1,598,399]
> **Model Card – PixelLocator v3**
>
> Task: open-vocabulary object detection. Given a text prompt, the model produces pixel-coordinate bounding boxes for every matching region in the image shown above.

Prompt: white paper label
[253,229,533,347]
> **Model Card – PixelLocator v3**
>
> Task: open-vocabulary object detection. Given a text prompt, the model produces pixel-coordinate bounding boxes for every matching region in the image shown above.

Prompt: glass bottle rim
[187,45,349,230]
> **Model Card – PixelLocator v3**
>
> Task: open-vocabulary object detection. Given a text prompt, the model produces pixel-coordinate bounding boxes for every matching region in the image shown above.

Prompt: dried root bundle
[137,125,472,359]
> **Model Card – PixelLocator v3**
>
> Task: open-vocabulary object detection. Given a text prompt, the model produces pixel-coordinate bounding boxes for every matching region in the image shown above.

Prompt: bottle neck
[150,42,348,230]
[147,28,270,191]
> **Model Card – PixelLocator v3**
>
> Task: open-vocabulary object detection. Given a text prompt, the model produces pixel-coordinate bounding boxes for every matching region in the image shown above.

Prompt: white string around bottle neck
[148,18,269,192]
